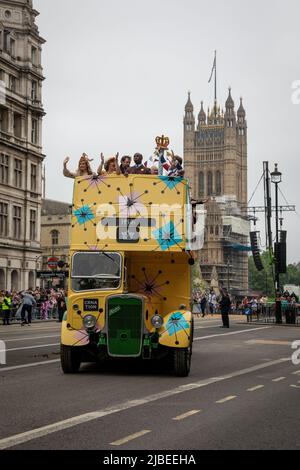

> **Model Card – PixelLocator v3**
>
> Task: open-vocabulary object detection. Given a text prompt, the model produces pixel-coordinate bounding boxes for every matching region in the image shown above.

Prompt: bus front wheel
[173,347,191,377]
[61,345,81,374]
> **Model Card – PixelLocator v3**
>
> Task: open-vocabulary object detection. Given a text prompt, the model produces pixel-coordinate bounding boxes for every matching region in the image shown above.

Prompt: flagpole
[208,50,217,106]
[214,50,217,104]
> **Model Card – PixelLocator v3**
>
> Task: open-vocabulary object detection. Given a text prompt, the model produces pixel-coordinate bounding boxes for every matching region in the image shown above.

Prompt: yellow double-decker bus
[60,172,201,376]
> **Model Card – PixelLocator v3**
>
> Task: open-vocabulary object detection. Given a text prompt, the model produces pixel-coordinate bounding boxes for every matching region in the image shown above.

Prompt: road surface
[0,316,299,450]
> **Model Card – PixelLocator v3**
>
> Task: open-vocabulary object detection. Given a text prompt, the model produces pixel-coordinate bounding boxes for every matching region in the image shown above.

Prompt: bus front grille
[107,296,143,357]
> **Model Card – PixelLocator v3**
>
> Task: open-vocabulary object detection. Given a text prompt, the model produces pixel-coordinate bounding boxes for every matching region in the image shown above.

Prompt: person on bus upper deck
[159,150,185,177]
[120,156,132,175]
[128,153,151,175]
[63,154,94,179]
[98,153,121,175]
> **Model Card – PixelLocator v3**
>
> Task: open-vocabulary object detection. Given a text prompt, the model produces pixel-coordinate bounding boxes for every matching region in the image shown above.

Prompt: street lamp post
[227,258,230,292]
[35,255,44,289]
[271,163,282,324]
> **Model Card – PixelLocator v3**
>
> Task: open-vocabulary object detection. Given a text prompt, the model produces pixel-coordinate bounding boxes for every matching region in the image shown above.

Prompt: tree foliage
[248,251,300,295]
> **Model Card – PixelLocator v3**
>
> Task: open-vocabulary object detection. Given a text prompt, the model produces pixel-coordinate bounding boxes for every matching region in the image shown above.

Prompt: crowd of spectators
[192,289,219,317]
[192,288,300,322]
[0,287,67,326]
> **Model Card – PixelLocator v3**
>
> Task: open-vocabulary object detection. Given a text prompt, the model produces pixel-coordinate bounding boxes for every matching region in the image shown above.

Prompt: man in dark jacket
[21,291,36,326]
[128,153,151,175]
[219,289,231,328]
[57,294,66,323]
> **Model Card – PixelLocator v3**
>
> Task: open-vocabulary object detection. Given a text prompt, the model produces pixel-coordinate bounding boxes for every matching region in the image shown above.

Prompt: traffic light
[250,231,264,271]
[279,230,287,244]
[274,242,287,274]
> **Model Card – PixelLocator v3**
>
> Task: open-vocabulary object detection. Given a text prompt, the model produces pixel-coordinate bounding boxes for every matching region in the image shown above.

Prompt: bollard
[0,340,6,365]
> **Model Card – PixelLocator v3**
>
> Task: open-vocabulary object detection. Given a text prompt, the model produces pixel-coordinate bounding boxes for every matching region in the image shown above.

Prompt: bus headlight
[83,315,97,331]
[151,314,164,329]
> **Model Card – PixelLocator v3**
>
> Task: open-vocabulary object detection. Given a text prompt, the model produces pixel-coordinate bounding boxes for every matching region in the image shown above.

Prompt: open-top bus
[61,172,204,376]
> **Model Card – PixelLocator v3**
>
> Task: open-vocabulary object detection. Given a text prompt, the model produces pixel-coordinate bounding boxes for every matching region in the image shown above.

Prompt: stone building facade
[184,90,250,295]
[40,199,71,269]
[0,0,45,291]
[40,199,71,288]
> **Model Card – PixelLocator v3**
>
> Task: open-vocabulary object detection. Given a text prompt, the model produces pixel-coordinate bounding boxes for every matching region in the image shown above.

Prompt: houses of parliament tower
[184,89,250,295]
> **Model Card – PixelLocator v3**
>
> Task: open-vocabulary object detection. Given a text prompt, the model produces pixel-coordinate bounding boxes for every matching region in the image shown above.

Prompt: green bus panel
[107,296,143,357]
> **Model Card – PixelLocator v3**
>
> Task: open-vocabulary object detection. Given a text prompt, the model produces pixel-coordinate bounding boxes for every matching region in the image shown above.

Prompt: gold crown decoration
[155,135,170,150]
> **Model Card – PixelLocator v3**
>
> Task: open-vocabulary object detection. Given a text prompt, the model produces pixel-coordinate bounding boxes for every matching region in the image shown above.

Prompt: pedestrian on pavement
[2,292,12,325]
[208,290,216,315]
[0,291,4,323]
[200,295,207,318]
[40,297,50,320]
[21,290,36,326]
[57,294,67,323]
[219,289,231,328]
[192,291,201,318]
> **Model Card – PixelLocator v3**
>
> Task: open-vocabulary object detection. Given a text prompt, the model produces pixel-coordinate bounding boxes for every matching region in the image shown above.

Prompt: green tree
[249,251,300,295]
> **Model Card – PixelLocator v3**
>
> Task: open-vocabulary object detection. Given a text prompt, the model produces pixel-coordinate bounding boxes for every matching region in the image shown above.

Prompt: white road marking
[272,377,286,382]
[246,340,291,346]
[194,325,223,331]
[290,385,300,389]
[110,430,151,446]
[247,385,265,392]
[4,335,60,343]
[0,343,60,353]
[194,326,272,341]
[0,357,290,450]
[292,370,300,375]
[0,325,60,333]
[173,410,201,421]
[216,396,237,404]
[0,360,60,373]
[194,320,221,324]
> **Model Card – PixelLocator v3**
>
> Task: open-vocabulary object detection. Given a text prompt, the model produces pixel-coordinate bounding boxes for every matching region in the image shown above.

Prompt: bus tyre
[173,347,191,377]
[61,345,81,374]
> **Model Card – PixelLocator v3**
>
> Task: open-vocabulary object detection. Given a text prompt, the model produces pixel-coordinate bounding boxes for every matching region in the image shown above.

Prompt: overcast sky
[34,0,300,262]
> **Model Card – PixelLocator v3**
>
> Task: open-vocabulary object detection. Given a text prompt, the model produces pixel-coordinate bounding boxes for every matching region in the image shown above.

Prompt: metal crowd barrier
[245,304,300,325]
[0,306,58,323]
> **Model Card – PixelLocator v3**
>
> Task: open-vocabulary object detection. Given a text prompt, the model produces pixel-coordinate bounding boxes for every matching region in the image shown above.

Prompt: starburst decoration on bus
[117,184,148,217]
[72,201,96,231]
[166,312,190,336]
[118,192,146,217]
[152,221,183,252]
[81,174,111,194]
[131,268,170,301]
[152,176,187,195]
[159,312,191,344]
[84,240,109,251]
